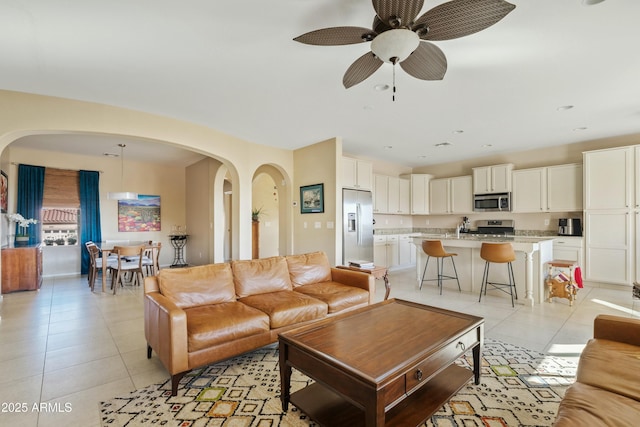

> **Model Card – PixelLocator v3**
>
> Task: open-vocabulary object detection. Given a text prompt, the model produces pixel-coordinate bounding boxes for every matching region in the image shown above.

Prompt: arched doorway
[251,164,291,257]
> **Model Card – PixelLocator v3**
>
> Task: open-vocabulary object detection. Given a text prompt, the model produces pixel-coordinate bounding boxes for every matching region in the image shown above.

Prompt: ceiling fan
[294,0,516,92]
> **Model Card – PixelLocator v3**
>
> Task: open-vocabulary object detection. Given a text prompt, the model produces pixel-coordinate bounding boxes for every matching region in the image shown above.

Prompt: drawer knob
[415,369,423,381]
[456,341,466,350]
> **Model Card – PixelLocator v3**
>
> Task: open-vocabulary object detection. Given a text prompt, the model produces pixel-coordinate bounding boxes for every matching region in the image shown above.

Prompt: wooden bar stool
[479,242,517,307]
[420,240,461,294]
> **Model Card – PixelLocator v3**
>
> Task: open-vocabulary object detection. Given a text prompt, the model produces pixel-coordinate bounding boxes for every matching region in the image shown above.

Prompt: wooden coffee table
[279,299,484,427]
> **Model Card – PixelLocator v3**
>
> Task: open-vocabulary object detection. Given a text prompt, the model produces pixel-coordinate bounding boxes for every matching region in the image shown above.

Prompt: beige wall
[2,145,184,271]
[0,90,295,261]
[293,138,341,264]
[252,172,279,258]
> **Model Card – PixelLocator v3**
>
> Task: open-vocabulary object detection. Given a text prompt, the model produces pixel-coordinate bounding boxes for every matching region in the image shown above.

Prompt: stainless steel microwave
[474,192,511,212]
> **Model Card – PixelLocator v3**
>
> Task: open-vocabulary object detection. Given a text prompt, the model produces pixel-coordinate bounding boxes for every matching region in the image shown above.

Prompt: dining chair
[109,245,145,295]
[143,242,162,275]
[87,243,117,292]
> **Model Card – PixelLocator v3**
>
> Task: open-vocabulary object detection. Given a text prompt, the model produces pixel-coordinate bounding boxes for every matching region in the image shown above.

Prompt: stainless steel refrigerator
[342,189,374,265]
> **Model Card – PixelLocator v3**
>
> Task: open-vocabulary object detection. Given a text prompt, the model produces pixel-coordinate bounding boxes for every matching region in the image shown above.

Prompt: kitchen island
[412,235,555,306]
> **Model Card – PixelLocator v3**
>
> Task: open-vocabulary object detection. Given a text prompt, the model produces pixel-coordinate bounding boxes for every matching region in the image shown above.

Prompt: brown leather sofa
[144,251,374,395]
[553,314,640,426]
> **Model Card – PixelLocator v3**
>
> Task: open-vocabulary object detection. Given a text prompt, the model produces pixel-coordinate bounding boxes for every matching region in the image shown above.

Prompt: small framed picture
[1,170,7,213]
[300,183,324,214]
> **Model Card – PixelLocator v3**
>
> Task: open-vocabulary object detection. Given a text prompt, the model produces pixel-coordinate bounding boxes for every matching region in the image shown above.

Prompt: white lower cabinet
[374,234,416,269]
[553,237,584,268]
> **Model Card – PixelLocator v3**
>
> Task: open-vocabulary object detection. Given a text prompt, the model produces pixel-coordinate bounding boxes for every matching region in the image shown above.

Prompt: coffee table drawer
[405,328,479,393]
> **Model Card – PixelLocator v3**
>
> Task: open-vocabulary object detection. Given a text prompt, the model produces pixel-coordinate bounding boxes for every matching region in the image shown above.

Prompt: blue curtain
[79,170,102,275]
[16,164,45,245]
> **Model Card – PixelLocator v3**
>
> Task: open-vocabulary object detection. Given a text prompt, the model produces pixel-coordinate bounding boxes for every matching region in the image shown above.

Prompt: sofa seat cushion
[294,282,369,313]
[239,291,328,329]
[554,381,640,427]
[232,256,293,298]
[158,263,235,308]
[576,338,640,401]
[185,302,270,352]
[286,251,332,287]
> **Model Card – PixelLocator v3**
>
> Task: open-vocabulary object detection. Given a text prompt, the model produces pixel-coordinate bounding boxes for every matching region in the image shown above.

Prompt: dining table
[97,241,158,293]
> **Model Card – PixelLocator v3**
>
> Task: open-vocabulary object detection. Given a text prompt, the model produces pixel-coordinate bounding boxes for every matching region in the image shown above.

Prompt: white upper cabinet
[473,164,513,194]
[512,164,582,213]
[373,174,389,213]
[429,176,473,214]
[547,163,583,211]
[408,174,433,215]
[342,157,373,190]
[373,174,410,214]
[584,147,632,210]
[513,168,546,212]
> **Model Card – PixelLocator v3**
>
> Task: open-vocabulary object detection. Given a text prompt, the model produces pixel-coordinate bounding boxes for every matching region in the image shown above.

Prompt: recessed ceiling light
[363,105,374,110]
[452,130,464,134]
[417,155,427,159]
[573,127,588,131]
[557,105,574,111]
[434,142,452,147]
[383,145,393,150]
[103,152,119,157]
[482,144,493,148]
[374,84,389,91]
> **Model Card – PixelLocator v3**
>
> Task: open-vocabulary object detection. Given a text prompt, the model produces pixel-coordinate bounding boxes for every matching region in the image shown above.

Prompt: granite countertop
[413,233,556,244]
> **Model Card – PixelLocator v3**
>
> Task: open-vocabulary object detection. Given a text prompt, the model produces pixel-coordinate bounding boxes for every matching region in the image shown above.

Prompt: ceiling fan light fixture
[371,29,420,64]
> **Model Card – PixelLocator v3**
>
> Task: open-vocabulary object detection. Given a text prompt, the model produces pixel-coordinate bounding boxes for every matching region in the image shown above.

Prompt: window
[41,168,80,246]
[42,208,79,246]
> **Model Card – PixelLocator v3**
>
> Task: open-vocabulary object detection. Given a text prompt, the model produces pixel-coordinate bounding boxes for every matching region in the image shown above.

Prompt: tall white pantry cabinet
[583,146,640,285]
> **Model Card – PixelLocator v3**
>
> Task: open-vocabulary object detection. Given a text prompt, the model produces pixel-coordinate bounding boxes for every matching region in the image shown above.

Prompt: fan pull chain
[392,62,396,102]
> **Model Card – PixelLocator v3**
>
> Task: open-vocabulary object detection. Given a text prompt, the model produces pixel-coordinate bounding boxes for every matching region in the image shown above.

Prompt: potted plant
[252,207,265,222]
[66,234,78,245]
[7,213,38,245]
[44,236,55,246]
[54,236,66,246]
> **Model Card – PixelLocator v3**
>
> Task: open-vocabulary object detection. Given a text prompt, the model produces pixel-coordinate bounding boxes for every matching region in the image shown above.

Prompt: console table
[168,235,188,268]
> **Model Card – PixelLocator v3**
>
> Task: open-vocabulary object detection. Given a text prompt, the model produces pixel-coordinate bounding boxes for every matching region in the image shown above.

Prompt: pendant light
[107,143,138,200]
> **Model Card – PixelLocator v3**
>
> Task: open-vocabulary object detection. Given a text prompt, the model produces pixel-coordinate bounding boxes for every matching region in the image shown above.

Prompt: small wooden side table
[545,259,579,306]
[337,265,390,300]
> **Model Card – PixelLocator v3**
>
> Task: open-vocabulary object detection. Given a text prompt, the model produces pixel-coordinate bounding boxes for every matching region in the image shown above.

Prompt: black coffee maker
[558,218,582,236]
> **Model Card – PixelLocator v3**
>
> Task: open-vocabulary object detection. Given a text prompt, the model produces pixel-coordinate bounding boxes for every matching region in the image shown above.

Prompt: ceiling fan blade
[343,52,384,88]
[399,42,447,80]
[294,26,375,45]
[372,0,425,27]
[372,16,392,34]
[413,0,515,41]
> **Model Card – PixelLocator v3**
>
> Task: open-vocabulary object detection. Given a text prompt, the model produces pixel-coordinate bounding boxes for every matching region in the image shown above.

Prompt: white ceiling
[2,0,639,167]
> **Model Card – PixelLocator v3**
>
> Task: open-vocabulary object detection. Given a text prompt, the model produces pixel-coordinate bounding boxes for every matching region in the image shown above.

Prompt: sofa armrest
[330,267,376,304]
[144,291,189,375]
[593,314,640,346]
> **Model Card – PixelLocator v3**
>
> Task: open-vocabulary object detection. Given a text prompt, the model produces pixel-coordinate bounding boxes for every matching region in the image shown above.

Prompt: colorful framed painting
[118,195,161,232]
[300,183,324,214]
[0,171,7,213]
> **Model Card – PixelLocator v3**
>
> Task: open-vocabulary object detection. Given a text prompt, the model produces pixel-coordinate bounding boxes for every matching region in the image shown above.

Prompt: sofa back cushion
[286,251,332,287]
[232,256,293,298]
[157,263,236,308]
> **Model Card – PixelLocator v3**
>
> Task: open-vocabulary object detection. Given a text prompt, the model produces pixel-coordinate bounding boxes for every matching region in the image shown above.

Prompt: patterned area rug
[100,339,576,427]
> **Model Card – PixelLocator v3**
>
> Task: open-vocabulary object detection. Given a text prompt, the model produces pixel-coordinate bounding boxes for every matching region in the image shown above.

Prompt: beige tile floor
[0,268,637,426]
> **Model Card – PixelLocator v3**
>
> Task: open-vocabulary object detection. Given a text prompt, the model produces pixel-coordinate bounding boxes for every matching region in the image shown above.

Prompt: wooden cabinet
[373,175,410,214]
[1,244,43,293]
[430,176,473,214]
[512,164,583,213]
[473,164,513,194]
[408,174,433,214]
[584,147,635,285]
[342,157,373,190]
